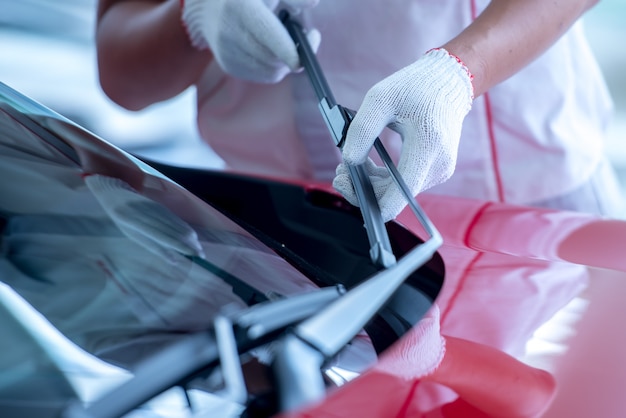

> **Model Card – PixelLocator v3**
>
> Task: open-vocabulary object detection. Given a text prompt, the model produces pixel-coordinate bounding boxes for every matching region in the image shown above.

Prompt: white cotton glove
[372,304,445,380]
[181,0,321,83]
[84,174,205,260]
[333,48,474,222]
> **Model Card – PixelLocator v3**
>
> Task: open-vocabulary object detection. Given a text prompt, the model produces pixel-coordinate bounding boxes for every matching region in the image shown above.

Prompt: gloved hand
[84,174,205,260]
[333,48,474,222]
[372,304,445,380]
[181,0,321,83]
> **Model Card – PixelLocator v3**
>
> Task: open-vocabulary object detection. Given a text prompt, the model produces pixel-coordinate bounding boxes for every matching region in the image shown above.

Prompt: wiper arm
[275,10,444,412]
[280,11,396,268]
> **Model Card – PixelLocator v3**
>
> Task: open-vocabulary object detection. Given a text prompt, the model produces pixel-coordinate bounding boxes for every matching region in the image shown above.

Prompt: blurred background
[0,0,624,193]
[585,0,626,198]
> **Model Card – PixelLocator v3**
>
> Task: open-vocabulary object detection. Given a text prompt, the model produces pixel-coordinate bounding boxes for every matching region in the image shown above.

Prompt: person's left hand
[333,48,474,222]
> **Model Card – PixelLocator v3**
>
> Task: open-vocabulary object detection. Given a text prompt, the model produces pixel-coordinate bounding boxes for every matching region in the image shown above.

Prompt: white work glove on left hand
[181,0,321,83]
[84,174,205,260]
[372,304,445,380]
[333,48,474,222]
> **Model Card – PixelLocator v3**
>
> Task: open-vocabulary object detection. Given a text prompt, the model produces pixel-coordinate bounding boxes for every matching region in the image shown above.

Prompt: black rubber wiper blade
[281,11,395,268]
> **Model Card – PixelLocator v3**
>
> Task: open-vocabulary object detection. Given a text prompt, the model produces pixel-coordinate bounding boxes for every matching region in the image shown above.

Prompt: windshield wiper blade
[275,11,444,412]
[281,11,442,269]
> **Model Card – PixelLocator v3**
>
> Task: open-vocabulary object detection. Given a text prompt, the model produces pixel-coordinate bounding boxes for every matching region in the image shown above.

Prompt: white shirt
[195,1,612,205]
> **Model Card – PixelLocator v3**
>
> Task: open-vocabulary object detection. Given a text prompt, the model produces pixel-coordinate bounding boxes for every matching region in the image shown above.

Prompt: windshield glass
[0,82,320,370]
[0,82,445,418]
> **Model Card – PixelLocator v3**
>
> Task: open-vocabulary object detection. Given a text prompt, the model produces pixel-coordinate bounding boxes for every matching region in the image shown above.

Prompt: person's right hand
[181,0,321,83]
[333,48,474,222]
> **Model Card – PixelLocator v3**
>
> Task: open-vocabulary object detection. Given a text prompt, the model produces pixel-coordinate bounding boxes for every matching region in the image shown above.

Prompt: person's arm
[335,0,601,222]
[96,0,320,111]
[444,0,599,97]
[96,0,212,111]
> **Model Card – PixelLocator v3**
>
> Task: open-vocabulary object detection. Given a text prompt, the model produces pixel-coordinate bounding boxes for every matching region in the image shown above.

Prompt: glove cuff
[418,48,475,115]
[180,0,211,50]
[427,48,474,86]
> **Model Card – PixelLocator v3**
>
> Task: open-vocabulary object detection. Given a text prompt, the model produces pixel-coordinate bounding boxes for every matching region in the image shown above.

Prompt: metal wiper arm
[281,11,442,265]
[275,11,444,412]
[62,286,346,418]
[280,11,395,268]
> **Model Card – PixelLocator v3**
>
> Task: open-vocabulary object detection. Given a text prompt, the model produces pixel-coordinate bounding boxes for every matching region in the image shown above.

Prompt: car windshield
[0,81,322,370]
[0,81,443,417]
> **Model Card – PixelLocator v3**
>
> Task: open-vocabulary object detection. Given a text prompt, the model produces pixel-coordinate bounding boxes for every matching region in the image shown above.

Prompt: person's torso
[195,0,613,204]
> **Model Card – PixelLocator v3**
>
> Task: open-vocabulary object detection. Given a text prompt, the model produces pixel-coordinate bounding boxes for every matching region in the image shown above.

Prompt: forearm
[96,0,212,110]
[443,0,599,97]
